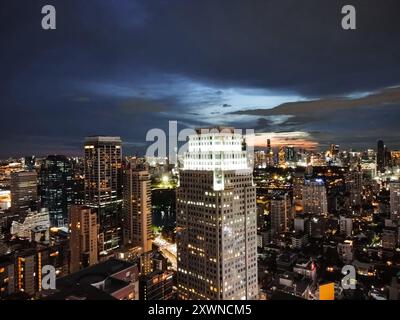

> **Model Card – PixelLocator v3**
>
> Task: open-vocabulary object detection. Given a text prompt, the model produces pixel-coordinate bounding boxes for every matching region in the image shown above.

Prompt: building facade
[177,128,258,300]
[69,205,98,273]
[123,159,152,252]
[84,136,122,254]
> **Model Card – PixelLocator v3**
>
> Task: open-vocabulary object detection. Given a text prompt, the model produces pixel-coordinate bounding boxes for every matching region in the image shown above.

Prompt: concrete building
[139,270,173,300]
[302,179,328,215]
[84,136,122,254]
[339,216,353,237]
[38,155,74,227]
[69,206,98,273]
[123,159,152,252]
[10,171,38,214]
[10,208,50,241]
[177,128,258,300]
[390,182,400,221]
[45,259,139,300]
[270,193,290,235]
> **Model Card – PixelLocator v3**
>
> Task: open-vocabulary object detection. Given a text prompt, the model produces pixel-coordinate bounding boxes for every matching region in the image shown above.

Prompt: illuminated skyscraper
[10,171,38,215]
[302,179,328,215]
[266,139,274,167]
[69,205,98,273]
[345,170,363,209]
[278,146,286,168]
[285,146,296,162]
[270,193,290,235]
[377,140,385,173]
[84,136,122,254]
[123,159,152,252]
[177,128,258,300]
[390,181,400,221]
[38,155,74,227]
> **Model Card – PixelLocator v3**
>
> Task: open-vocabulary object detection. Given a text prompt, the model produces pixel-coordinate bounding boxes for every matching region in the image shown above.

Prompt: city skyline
[1,0,400,157]
[2,0,400,305]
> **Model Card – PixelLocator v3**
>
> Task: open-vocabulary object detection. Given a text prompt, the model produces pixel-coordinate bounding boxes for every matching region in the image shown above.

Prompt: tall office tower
[339,216,353,237]
[69,205,98,273]
[270,193,290,235]
[293,171,305,203]
[265,139,274,167]
[24,156,36,171]
[254,151,266,168]
[139,270,174,300]
[328,144,340,157]
[302,179,328,215]
[390,182,400,221]
[177,128,258,300]
[285,146,296,162]
[123,159,152,252]
[10,171,38,214]
[278,146,286,168]
[84,136,122,254]
[345,170,363,209]
[38,155,74,227]
[377,140,385,173]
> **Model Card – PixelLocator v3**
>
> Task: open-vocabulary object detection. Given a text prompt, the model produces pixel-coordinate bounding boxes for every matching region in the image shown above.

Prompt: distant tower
[266,139,274,167]
[270,193,290,235]
[123,159,152,252]
[390,182,400,221]
[84,136,122,254]
[38,155,74,227]
[10,171,38,215]
[278,146,286,168]
[377,140,385,173]
[69,205,98,273]
[302,179,328,215]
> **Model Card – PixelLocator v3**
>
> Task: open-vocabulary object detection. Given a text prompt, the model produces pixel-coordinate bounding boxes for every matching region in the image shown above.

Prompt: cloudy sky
[1,0,400,157]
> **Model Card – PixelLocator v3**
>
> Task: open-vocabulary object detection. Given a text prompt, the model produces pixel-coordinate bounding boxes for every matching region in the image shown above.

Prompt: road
[153,235,177,271]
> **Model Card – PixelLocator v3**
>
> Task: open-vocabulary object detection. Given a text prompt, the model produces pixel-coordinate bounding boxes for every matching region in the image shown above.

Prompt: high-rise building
[139,270,174,300]
[38,155,74,227]
[345,170,363,209]
[177,128,258,300]
[377,140,385,173]
[123,159,152,252]
[302,179,328,215]
[270,193,290,235]
[278,146,286,168]
[84,136,122,254]
[24,156,36,171]
[339,216,353,237]
[329,144,340,157]
[10,171,38,214]
[69,205,98,273]
[285,146,296,162]
[390,182,400,221]
[265,139,274,167]
[293,170,305,203]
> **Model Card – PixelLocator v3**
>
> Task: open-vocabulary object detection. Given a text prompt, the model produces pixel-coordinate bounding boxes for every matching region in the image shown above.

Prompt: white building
[337,240,354,264]
[177,128,258,300]
[339,216,353,237]
[11,208,50,241]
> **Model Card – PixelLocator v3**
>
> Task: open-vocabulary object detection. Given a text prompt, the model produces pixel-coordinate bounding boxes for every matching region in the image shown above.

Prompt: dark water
[152,188,176,228]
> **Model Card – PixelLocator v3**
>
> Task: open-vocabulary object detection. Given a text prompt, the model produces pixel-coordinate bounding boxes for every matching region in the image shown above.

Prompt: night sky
[1,0,400,157]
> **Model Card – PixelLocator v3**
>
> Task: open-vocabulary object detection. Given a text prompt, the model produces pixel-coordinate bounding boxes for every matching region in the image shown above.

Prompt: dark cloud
[232,87,400,149]
[231,87,400,117]
[0,0,400,156]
